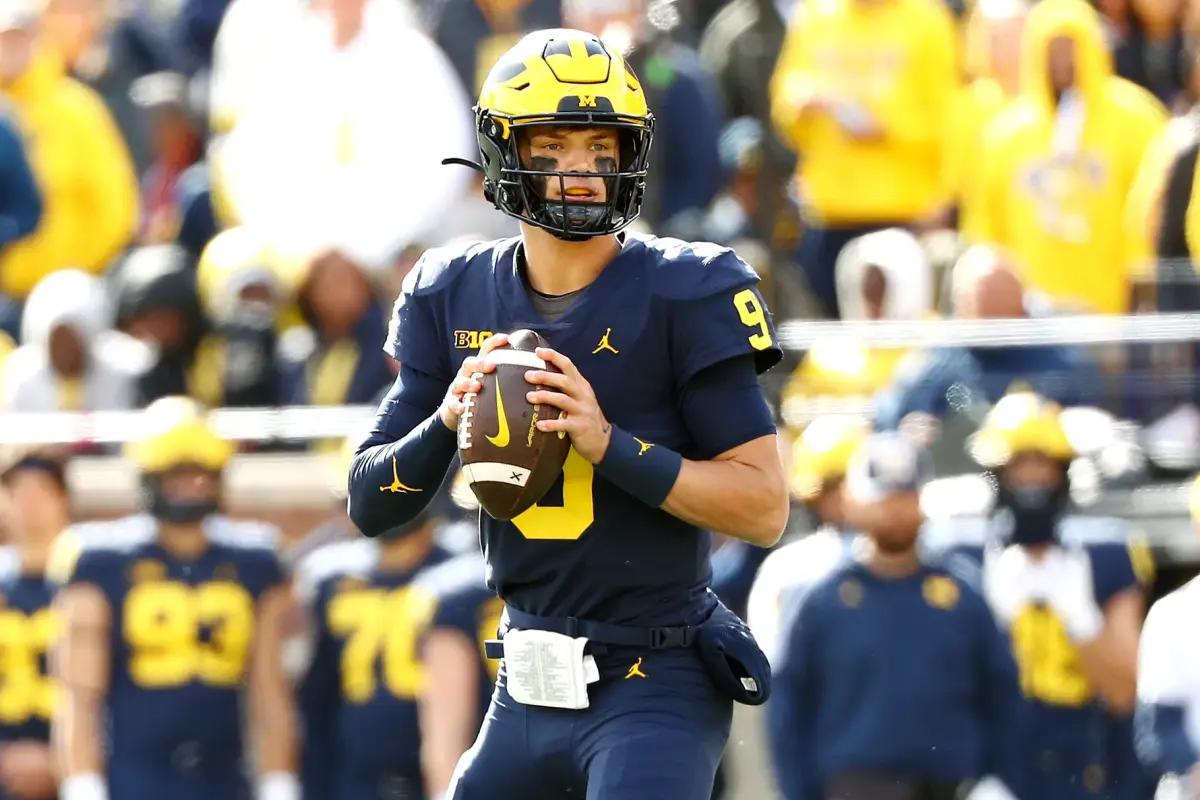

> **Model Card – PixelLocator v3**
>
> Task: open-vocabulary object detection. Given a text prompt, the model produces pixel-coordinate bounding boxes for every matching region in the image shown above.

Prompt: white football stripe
[463,462,531,487]
[485,350,546,369]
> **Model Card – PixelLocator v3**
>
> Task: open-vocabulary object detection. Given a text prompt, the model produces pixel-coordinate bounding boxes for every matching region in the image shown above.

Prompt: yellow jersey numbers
[124,581,255,689]
[328,585,436,703]
[0,608,57,723]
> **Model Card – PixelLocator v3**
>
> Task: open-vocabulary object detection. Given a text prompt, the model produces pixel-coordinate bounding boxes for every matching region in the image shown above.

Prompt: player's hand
[0,741,56,800]
[525,347,612,464]
[1041,546,1104,642]
[982,544,1039,626]
[439,333,510,431]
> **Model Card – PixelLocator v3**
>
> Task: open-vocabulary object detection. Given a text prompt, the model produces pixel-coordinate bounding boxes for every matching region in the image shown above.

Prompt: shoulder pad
[204,515,281,552]
[65,515,157,553]
[294,539,380,606]
[633,234,760,301]
[402,238,518,298]
[415,552,487,597]
[1058,515,1131,546]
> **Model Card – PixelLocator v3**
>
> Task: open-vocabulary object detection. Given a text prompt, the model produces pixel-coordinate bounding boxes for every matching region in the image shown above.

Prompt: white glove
[967,776,1019,800]
[983,544,1041,626]
[1040,546,1104,643]
[257,772,301,800]
[61,773,108,800]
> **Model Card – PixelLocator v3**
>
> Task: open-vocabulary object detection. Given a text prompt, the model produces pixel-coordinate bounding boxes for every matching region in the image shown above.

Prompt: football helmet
[968,390,1074,469]
[471,28,654,240]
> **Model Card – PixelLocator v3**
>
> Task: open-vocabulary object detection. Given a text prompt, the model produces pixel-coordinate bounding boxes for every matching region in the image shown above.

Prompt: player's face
[520,126,621,204]
[2,469,68,542]
[159,465,221,506]
[1003,451,1064,492]
[845,491,922,553]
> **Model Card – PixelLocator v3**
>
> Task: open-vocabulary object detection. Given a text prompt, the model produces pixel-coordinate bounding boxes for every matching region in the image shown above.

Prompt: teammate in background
[746,416,866,665]
[417,550,503,799]
[0,451,71,800]
[294,507,451,800]
[770,432,1020,800]
[974,391,1153,800]
[347,28,787,799]
[50,398,298,800]
[1134,475,1200,799]
[771,432,1018,799]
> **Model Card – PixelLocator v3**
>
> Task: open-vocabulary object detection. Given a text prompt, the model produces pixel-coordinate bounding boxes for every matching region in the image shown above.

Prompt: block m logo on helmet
[469,28,655,241]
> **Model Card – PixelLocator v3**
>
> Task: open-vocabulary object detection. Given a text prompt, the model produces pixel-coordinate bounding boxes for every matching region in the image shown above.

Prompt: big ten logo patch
[454,330,496,350]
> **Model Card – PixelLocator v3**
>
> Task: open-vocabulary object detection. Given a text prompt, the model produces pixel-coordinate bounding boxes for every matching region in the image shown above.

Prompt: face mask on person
[994,482,1068,545]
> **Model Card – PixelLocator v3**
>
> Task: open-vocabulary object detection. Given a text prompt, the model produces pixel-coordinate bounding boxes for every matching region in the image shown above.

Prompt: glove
[1040,546,1104,643]
[982,544,1041,626]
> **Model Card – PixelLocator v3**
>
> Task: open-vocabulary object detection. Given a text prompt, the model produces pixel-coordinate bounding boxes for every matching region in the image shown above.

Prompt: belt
[484,608,697,659]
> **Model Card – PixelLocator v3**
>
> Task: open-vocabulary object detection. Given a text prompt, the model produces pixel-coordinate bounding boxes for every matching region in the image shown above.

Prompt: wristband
[257,771,301,800]
[596,426,682,508]
[61,773,108,800]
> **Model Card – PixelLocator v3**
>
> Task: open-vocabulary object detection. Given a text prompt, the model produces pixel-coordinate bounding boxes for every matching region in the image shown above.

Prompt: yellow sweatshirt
[0,52,139,298]
[972,0,1166,313]
[770,0,959,225]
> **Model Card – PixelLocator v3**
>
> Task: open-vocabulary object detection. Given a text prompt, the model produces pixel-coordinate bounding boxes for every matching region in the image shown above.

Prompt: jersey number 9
[124,581,255,689]
[734,288,772,351]
[329,585,436,702]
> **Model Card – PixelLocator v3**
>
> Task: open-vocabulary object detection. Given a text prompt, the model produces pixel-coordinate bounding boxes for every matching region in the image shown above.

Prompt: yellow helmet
[196,227,281,322]
[125,397,234,474]
[791,416,869,501]
[472,28,654,240]
[968,390,1074,468]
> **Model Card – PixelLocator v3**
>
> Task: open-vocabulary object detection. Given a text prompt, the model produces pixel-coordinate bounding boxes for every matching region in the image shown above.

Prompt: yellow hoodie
[0,51,138,298]
[972,0,1166,313]
[770,0,958,225]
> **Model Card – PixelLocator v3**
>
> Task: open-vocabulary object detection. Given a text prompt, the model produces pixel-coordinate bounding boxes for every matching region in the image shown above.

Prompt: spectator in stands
[747,416,866,666]
[1110,0,1187,106]
[975,391,1152,800]
[875,246,1087,427]
[40,0,174,174]
[951,0,1027,235]
[0,112,42,339]
[1134,474,1200,798]
[2,270,141,412]
[769,0,957,317]
[129,72,204,246]
[215,0,473,272]
[971,0,1166,314]
[110,244,208,405]
[426,0,560,98]
[192,227,284,408]
[770,432,1020,800]
[0,1,139,304]
[562,0,725,229]
[280,249,390,406]
[175,0,232,75]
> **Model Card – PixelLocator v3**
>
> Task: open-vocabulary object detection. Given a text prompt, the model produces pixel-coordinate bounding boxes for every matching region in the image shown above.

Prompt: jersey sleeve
[1089,540,1145,608]
[385,251,452,380]
[666,250,784,385]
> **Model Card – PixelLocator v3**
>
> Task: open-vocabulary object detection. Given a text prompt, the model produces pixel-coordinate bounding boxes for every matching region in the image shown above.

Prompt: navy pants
[449,645,732,800]
[109,758,249,800]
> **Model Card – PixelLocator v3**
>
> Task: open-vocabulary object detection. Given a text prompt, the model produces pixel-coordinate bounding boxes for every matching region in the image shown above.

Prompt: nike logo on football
[379,457,422,494]
[486,383,510,447]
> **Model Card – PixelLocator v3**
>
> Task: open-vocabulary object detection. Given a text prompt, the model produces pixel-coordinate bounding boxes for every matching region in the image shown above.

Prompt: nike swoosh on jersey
[486,383,511,447]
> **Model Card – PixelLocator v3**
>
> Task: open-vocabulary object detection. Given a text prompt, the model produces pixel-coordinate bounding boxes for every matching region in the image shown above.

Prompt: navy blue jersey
[58,515,284,772]
[0,548,55,744]
[297,540,452,800]
[387,233,781,626]
[421,553,504,725]
[769,557,1019,800]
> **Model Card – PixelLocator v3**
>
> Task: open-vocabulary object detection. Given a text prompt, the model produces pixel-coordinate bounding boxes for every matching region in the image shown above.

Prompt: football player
[769,432,1020,800]
[974,391,1153,800]
[294,507,451,800]
[1134,474,1200,798]
[347,27,788,800]
[746,415,866,665]
[416,551,503,798]
[0,451,71,800]
[50,398,298,800]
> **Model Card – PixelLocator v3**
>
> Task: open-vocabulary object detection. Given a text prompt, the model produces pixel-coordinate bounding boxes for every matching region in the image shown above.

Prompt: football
[459,329,571,520]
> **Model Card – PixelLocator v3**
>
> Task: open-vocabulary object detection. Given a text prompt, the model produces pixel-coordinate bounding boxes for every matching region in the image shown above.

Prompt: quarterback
[348,27,787,799]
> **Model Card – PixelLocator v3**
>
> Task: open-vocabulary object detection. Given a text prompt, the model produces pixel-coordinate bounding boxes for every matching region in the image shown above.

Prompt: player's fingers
[478,332,510,356]
[535,347,581,380]
[527,390,582,415]
[535,416,570,433]
[523,369,575,393]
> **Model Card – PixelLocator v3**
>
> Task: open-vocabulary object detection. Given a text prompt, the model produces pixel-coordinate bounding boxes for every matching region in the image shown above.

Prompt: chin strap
[441,157,485,174]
